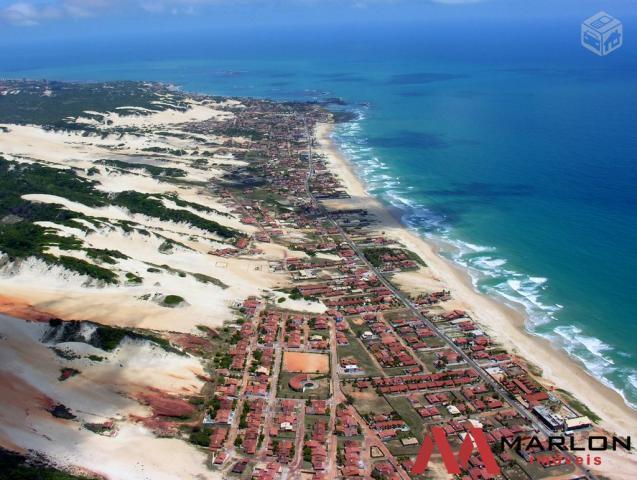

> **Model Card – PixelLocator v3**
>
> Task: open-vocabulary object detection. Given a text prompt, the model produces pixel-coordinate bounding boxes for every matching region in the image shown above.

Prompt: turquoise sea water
[2,19,637,407]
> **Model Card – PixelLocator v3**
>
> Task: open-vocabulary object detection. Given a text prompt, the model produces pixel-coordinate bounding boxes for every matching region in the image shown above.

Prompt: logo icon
[412,426,501,475]
[581,12,623,56]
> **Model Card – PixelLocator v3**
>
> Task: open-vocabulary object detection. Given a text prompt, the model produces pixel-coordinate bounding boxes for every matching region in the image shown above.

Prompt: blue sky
[0,0,635,57]
[1,0,635,34]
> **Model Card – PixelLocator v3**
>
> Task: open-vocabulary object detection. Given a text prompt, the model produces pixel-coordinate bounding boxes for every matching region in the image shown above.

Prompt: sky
[1,0,636,38]
[0,0,635,72]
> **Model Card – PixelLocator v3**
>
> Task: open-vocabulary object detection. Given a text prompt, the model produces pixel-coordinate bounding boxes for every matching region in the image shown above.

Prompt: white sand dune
[0,313,218,480]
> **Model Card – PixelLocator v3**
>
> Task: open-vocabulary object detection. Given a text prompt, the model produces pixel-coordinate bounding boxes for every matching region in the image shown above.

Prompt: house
[565,416,592,433]
[532,406,564,431]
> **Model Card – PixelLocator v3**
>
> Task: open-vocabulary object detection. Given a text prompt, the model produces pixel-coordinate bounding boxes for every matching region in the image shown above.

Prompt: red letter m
[411,426,500,475]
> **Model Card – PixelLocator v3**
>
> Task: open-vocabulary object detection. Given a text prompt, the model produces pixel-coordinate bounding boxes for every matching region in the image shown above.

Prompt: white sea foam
[554,325,614,363]
[331,109,637,410]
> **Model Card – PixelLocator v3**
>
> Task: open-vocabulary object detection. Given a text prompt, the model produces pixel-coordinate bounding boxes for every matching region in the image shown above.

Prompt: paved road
[224,303,264,453]
[257,340,283,458]
[301,117,597,480]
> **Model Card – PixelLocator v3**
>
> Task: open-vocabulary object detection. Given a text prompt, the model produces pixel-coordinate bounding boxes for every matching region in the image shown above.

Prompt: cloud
[0,0,115,26]
[0,0,491,26]
[1,2,49,26]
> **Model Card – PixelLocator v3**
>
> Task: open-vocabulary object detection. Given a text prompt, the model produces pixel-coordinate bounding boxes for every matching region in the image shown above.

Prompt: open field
[282,351,330,374]
[277,372,330,400]
[336,331,382,377]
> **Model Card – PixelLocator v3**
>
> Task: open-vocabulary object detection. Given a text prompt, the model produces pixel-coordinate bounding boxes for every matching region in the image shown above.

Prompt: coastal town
[175,97,614,479]
[0,80,632,480]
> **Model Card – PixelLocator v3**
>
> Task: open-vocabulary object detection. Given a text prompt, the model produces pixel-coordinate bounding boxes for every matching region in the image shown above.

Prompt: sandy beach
[316,122,637,440]
[1,79,634,478]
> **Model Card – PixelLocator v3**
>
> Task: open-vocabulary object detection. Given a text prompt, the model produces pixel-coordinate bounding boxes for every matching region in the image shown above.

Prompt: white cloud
[1,2,44,26]
[0,0,491,26]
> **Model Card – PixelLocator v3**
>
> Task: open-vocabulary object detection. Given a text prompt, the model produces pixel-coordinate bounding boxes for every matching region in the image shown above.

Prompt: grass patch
[188,426,213,447]
[54,255,117,283]
[125,272,143,284]
[114,191,238,239]
[163,295,185,307]
[98,159,187,178]
[556,389,602,423]
[85,247,128,265]
[384,395,425,440]
[0,223,81,259]
[337,331,382,377]
[191,272,228,289]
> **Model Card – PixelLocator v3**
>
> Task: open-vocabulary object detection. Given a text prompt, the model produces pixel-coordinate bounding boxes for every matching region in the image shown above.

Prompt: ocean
[2,17,637,408]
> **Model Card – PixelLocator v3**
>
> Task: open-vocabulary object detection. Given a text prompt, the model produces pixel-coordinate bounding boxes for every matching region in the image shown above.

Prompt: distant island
[0,80,634,480]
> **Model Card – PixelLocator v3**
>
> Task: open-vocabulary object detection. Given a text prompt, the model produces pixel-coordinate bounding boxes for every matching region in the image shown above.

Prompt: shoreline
[316,121,637,438]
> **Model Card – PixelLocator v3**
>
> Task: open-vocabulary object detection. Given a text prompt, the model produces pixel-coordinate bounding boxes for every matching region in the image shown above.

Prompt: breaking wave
[331,107,637,410]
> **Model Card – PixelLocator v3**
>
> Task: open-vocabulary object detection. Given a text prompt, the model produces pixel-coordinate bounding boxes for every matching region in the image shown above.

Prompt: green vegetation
[56,256,118,283]
[277,372,330,400]
[191,272,228,289]
[144,262,227,288]
[125,272,143,284]
[216,126,264,141]
[85,248,129,265]
[289,287,303,300]
[0,80,187,127]
[556,389,602,423]
[188,427,212,447]
[337,331,382,377]
[0,223,77,259]
[0,156,238,278]
[92,325,128,351]
[214,352,233,369]
[161,194,230,217]
[163,295,185,307]
[113,191,238,238]
[141,146,188,156]
[362,247,425,268]
[87,323,182,355]
[0,160,239,262]
[0,159,123,282]
[98,159,187,178]
[0,158,105,211]
[190,158,209,170]
[384,396,425,441]
[158,240,175,254]
[0,448,97,480]
[0,221,117,283]
[526,363,544,377]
